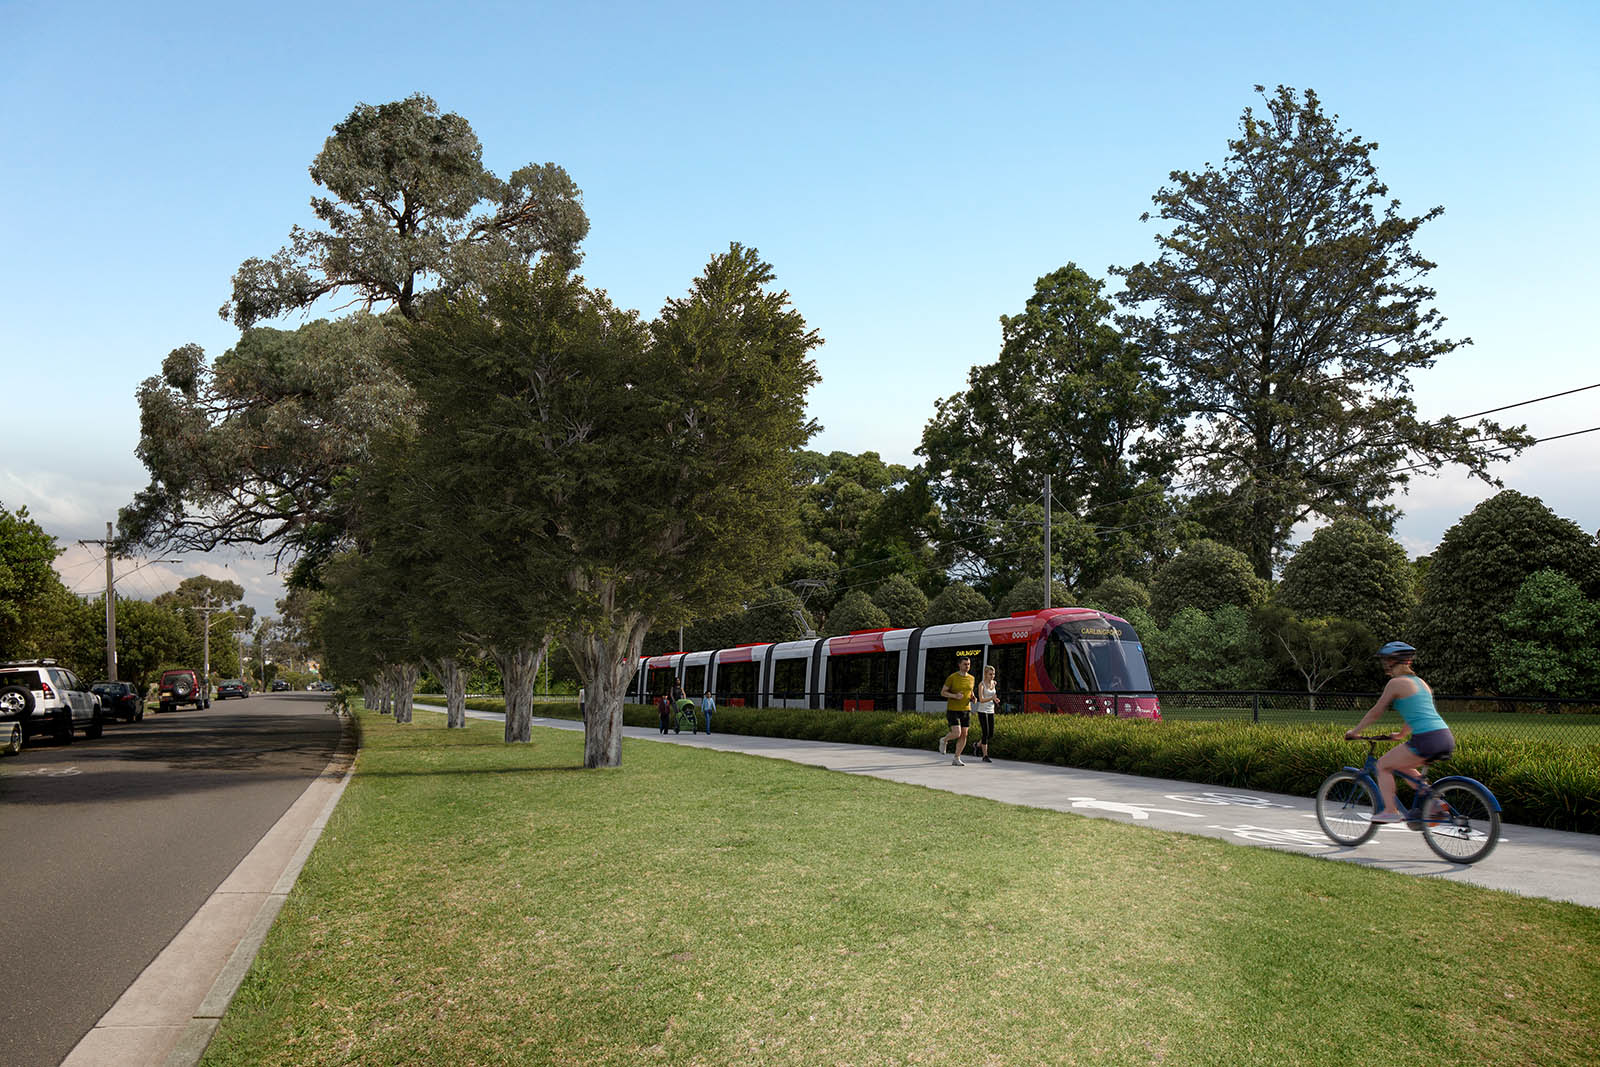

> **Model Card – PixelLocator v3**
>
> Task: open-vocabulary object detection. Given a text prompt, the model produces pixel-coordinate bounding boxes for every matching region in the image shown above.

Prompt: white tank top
[974,681,997,715]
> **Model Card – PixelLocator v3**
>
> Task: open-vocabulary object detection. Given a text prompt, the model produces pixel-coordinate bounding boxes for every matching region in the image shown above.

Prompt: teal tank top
[1393,679,1448,734]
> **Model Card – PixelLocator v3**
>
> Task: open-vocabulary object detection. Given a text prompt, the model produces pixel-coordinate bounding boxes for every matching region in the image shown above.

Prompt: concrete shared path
[27,701,1597,1067]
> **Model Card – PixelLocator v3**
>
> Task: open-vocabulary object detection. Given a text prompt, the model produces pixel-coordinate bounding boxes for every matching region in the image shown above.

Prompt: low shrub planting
[429,697,1599,833]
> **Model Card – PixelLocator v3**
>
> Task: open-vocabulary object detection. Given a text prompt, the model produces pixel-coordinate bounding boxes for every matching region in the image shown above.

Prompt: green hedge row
[450,698,1598,834]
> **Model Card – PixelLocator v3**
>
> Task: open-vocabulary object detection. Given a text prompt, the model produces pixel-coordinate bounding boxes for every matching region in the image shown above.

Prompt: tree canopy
[221,94,588,328]
[0,502,62,652]
[394,245,820,765]
[1148,539,1267,625]
[1113,85,1530,578]
[120,315,415,569]
[919,264,1179,590]
[1276,518,1415,640]
[1412,490,1600,692]
[1491,570,1600,699]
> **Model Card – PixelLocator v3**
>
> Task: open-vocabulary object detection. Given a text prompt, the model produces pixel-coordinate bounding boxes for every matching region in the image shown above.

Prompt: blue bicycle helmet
[1376,641,1417,658]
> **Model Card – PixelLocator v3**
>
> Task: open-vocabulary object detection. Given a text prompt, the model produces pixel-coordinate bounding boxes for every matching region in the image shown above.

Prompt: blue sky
[4,1,1597,617]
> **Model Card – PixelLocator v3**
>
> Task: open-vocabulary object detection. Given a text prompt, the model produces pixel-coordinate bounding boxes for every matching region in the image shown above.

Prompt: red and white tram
[631,607,1160,719]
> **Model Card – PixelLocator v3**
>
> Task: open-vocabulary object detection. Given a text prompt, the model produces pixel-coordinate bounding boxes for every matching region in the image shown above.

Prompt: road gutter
[60,713,358,1067]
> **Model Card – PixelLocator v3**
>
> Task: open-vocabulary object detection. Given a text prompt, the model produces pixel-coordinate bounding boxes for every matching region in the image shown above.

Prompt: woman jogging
[1344,641,1455,823]
[973,664,998,763]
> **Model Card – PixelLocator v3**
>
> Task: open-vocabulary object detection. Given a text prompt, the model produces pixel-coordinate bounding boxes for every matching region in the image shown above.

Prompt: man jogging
[938,656,975,766]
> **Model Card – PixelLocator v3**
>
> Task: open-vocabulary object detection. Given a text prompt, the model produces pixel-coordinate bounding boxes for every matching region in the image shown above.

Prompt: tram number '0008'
[1011,631,1028,639]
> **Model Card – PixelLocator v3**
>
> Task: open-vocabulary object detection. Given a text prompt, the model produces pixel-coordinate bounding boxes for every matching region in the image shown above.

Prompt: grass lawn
[204,707,1600,1067]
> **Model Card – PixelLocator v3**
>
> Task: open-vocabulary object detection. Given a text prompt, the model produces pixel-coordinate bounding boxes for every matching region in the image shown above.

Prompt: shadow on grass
[355,764,592,778]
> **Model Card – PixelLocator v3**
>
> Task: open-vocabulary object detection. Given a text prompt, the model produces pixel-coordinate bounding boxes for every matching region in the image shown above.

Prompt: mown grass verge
[205,707,1597,1067]
[454,698,1600,834]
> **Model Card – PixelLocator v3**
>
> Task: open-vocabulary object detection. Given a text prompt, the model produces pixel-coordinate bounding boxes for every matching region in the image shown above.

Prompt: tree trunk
[493,639,551,743]
[378,670,394,716]
[440,656,466,728]
[362,682,377,710]
[564,614,651,769]
[392,663,420,724]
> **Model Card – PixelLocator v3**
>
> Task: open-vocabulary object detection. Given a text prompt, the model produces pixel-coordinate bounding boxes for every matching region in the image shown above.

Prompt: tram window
[717,662,757,706]
[1045,639,1092,694]
[772,658,806,700]
[987,644,1027,712]
[826,652,899,709]
[684,665,706,696]
[648,668,677,697]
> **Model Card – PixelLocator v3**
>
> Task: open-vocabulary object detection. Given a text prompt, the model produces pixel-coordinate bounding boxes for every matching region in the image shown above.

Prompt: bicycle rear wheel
[1315,771,1379,846]
[1420,782,1500,864]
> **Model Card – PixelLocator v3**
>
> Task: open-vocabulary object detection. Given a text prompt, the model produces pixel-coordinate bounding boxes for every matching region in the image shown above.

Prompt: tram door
[985,644,1028,715]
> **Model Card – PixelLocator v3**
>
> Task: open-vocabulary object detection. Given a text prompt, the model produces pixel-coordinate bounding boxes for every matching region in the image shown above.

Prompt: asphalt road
[0,693,343,1067]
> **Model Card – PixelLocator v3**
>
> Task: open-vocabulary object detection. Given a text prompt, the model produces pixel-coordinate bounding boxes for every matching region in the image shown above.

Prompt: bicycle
[1314,736,1502,864]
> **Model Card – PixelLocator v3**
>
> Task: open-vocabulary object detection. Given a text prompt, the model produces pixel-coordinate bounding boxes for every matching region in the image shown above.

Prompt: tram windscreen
[1054,619,1154,692]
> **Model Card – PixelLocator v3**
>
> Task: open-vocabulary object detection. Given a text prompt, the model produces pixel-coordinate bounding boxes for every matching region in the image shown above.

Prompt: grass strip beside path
[204,708,1600,1067]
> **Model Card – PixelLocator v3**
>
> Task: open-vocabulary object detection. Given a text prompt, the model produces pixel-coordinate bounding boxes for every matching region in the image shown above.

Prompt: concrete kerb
[61,712,359,1067]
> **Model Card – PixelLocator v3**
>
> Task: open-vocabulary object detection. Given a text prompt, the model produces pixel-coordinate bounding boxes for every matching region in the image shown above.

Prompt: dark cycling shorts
[1407,728,1455,762]
[946,708,970,728]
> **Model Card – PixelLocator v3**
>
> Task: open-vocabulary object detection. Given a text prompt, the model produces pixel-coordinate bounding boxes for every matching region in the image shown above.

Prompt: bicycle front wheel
[1316,771,1379,846]
[1420,782,1501,864]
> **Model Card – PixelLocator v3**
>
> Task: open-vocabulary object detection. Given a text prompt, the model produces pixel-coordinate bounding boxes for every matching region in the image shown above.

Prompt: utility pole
[79,522,119,681]
[1043,474,1053,609]
[77,524,180,683]
[188,596,225,704]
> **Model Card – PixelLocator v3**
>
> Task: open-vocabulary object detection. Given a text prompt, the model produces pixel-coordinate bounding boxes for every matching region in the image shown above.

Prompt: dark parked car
[91,680,144,722]
[270,679,291,692]
[216,679,250,700]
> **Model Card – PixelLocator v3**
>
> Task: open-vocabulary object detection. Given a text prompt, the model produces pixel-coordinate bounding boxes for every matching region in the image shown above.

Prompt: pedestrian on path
[938,656,975,766]
[701,690,715,734]
[657,692,672,734]
[973,664,998,762]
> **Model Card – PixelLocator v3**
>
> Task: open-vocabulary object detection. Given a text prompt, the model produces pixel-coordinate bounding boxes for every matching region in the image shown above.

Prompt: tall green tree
[871,574,929,629]
[794,451,946,599]
[1276,518,1415,640]
[399,246,819,767]
[919,264,1179,588]
[221,93,588,328]
[1412,490,1600,693]
[1149,539,1267,625]
[825,590,891,636]
[1113,85,1530,578]
[923,582,993,627]
[0,502,63,653]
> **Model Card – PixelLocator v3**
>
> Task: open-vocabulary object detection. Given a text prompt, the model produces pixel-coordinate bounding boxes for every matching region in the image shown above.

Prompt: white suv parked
[0,659,104,744]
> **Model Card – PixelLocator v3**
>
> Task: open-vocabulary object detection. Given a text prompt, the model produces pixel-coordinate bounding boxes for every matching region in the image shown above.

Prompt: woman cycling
[1344,641,1455,823]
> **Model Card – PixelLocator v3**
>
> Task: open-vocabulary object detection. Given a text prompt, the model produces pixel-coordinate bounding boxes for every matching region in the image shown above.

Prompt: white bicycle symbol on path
[1165,792,1296,809]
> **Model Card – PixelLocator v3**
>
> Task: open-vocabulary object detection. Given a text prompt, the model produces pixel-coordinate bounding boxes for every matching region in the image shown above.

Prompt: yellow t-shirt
[944,671,975,712]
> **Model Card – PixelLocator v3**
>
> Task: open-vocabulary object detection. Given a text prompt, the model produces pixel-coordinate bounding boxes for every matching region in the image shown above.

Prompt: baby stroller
[673,698,699,734]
